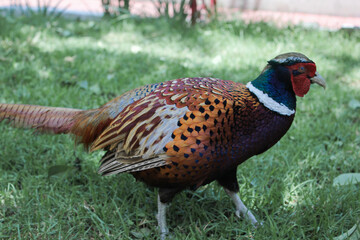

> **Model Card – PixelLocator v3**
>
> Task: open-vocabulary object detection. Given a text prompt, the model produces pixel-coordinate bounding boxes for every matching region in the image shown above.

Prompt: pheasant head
[247,52,326,116]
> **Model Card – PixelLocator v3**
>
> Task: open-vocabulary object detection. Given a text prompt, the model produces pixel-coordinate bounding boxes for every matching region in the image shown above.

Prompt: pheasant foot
[225,189,261,227]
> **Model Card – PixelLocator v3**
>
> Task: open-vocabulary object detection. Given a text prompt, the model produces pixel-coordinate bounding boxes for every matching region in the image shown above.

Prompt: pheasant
[0,52,326,237]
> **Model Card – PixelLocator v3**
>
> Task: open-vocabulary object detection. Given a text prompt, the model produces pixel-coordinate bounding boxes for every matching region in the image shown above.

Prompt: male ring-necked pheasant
[0,52,326,237]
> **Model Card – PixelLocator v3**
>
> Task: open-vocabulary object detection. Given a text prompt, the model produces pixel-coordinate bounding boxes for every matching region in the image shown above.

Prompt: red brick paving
[240,10,360,30]
[1,0,360,30]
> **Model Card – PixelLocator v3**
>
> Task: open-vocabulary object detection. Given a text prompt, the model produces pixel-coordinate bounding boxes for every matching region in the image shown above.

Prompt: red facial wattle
[288,63,316,97]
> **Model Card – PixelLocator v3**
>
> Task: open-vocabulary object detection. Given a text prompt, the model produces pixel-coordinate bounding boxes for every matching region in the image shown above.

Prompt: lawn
[0,12,359,239]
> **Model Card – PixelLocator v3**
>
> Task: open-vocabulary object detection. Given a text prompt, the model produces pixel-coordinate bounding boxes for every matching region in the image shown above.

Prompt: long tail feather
[0,103,83,134]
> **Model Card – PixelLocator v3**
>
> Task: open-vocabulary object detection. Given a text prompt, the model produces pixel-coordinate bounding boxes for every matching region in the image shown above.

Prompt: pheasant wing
[92,78,239,176]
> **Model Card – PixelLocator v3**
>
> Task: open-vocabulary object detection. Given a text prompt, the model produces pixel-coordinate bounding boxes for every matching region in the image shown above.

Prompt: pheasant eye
[298,66,305,72]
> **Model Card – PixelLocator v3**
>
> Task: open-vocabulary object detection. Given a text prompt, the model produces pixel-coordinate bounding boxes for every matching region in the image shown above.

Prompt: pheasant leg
[224,189,260,227]
[156,194,168,240]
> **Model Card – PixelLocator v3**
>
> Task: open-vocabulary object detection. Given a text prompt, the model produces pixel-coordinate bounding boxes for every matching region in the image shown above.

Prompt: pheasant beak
[310,71,326,89]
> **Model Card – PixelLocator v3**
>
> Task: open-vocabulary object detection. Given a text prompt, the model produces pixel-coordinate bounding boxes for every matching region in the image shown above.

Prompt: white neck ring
[246,82,295,116]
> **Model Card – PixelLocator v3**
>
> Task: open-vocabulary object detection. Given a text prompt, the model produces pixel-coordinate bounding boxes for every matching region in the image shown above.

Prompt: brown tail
[0,103,83,134]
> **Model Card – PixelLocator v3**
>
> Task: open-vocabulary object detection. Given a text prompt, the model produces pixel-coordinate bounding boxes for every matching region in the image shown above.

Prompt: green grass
[0,13,359,239]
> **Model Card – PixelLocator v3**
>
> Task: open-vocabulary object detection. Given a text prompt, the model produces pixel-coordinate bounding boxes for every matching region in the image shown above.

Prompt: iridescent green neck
[246,68,296,116]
